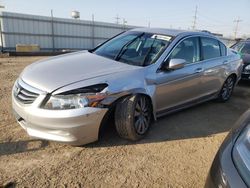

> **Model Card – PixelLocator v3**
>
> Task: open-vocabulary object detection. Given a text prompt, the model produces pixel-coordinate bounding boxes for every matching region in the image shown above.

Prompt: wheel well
[108,93,154,110]
[98,94,132,139]
[228,73,237,83]
[138,94,154,112]
[98,93,155,139]
[122,93,155,120]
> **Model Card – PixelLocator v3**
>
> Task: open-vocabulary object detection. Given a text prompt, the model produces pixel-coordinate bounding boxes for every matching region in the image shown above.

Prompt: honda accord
[12,28,243,145]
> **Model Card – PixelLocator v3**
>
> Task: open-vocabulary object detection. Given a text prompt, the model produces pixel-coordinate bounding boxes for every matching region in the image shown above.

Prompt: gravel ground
[0,56,250,188]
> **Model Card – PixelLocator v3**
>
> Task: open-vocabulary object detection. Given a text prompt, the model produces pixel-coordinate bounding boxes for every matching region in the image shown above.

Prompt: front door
[155,36,204,113]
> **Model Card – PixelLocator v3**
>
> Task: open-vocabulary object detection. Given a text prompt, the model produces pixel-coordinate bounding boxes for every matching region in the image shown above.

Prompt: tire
[217,76,236,102]
[115,94,152,141]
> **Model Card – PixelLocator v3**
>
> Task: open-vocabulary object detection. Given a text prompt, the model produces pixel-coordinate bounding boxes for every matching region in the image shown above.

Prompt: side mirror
[162,58,186,70]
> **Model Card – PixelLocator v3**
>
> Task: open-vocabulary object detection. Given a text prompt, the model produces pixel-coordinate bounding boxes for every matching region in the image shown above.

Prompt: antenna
[234,17,242,39]
[192,5,198,30]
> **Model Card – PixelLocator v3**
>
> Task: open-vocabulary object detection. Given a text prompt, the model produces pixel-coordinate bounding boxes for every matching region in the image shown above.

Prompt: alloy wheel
[221,77,235,100]
[134,97,151,135]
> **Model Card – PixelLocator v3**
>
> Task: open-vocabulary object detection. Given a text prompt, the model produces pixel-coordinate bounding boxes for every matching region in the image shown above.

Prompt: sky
[1,0,250,38]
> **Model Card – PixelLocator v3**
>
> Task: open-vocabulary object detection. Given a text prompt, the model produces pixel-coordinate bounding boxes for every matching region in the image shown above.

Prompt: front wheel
[115,95,152,141]
[217,76,236,102]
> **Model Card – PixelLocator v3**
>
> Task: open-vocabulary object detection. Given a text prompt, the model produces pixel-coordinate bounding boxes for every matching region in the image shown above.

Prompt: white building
[0,11,132,52]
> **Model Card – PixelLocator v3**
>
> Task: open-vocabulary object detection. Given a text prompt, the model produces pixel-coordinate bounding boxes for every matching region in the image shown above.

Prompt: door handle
[195,68,204,73]
[223,60,228,64]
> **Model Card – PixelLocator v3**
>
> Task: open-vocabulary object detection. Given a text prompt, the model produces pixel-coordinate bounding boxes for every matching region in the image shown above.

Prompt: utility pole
[0,4,5,53]
[122,18,127,31]
[92,14,95,48]
[148,21,151,28]
[192,5,198,30]
[234,17,242,39]
[51,9,55,52]
[114,14,120,24]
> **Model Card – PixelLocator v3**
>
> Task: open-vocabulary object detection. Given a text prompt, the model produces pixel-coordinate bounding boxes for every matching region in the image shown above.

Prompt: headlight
[232,124,250,186]
[245,65,250,71]
[43,93,106,110]
[43,84,108,110]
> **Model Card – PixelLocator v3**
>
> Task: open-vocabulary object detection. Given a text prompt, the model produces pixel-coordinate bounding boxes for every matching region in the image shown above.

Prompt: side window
[201,37,221,60]
[219,42,227,56]
[169,37,200,64]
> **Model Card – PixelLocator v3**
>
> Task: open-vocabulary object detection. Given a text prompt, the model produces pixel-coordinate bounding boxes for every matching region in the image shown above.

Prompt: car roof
[236,38,250,43]
[130,27,215,38]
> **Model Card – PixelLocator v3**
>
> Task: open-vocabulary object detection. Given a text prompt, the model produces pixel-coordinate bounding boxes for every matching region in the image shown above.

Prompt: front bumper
[205,141,247,188]
[12,82,108,146]
[204,108,250,188]
[241,63,250,80]
[241,73,250,80]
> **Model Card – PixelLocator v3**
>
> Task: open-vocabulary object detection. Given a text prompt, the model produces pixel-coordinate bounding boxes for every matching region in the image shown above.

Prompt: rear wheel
[115,94,152,141]
[218,76,236,102]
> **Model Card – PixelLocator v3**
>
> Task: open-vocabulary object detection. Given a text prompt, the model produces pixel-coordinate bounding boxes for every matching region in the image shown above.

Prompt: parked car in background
[12,28,242,146]
[205,109,250,188]
[231,39,250,80]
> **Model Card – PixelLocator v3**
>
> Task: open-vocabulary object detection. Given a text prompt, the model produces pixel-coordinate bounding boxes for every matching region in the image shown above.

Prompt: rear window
[219,42,227,56]
[201,37,221,60]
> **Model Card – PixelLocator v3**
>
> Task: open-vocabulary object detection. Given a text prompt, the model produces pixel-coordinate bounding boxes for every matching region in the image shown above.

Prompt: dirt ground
[0,56,249,188]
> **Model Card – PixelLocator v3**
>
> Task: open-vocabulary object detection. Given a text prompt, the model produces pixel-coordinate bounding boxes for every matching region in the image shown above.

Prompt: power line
[197,18,233,28]
[198,13,226,25]
[234,17,242,39]
[192,5,198,30]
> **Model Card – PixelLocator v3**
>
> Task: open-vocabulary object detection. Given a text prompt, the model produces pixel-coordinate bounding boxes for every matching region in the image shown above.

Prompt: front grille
[243,69,250,74]
[14,83,39,104]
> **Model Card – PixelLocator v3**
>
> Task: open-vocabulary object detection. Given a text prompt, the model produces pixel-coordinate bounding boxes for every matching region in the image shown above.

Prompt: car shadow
[0,181,16,188]
[238,80,250,86]
[0,139,49,156]
[86,84,250,148]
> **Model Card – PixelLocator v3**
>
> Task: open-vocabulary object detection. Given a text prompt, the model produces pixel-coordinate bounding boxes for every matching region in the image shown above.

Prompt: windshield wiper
[114,32,145,61]
[142,36,157,66]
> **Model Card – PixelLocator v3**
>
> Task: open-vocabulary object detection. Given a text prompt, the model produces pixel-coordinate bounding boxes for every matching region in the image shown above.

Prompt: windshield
[93,31,172,66]
[232,42,250,54]
[241,43,250,54]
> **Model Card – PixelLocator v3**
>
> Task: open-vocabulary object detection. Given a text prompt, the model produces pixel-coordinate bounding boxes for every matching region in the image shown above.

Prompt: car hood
[242,53,250,64]
[21,51,138,92]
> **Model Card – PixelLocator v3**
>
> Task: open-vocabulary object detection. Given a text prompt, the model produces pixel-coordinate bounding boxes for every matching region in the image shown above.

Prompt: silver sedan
[12,28,243,145]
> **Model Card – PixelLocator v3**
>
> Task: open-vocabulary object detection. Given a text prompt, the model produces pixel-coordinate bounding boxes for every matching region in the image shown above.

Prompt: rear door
[199,37,228,95]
